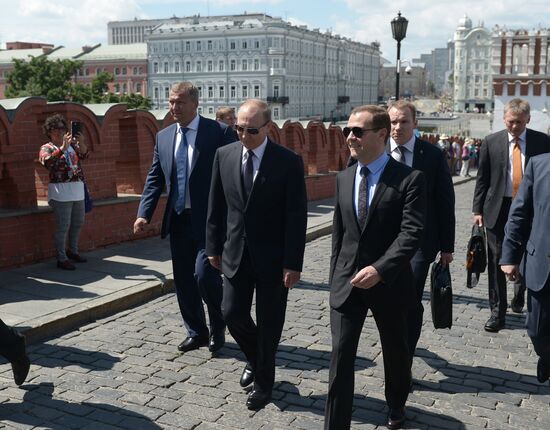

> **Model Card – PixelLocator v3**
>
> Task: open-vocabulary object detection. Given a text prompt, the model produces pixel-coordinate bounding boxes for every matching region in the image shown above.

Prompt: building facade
[108,18,166,45]
[145,14,380,120]
[491,28,550,134]
[453,16,493,112]
[413,41,454,96]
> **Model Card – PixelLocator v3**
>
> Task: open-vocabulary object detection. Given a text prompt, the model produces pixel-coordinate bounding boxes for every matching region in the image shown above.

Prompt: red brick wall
[0,98,349,268]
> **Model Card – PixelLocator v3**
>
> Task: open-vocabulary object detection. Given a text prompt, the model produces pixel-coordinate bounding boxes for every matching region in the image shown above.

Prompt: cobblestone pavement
[2,180,549,429]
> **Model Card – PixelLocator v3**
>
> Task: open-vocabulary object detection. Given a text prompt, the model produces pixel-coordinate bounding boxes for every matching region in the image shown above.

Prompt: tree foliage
[5,56,151,109]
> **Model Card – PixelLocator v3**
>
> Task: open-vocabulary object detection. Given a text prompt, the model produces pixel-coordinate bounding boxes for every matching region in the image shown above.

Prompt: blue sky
[0,0,548,62]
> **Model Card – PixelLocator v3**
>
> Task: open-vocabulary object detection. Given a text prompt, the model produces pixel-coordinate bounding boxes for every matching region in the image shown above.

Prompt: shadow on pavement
[0,382,162,429]
[272,381,466,429]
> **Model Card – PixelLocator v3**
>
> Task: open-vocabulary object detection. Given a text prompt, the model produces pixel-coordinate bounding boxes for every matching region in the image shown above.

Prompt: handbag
[466,224,487,288]
[84,182,93,213]
[430,261,453,329]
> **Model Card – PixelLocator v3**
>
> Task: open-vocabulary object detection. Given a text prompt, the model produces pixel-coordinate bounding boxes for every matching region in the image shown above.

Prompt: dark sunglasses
[234,122,267,135]
[342,126,380,138]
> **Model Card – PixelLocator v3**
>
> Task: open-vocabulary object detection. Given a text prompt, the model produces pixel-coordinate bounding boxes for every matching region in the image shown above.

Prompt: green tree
[118,93,152,110]
[5,56,82,101]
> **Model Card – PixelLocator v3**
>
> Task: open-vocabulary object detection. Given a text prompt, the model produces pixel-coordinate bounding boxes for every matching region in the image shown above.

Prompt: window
[164,62,169,73]
[254,59,259,70]
[165,87,169,99]
[154,87,159,99]
[207,40,213,51]
[196,41,202,51]
[242,59,248,71]
[208,86,213,98]
[114,84,120,92]
[219,60,225,71]
[115,67,120,75]
[133,67,138,75]
[198,86,203,98]
[208,107,214,114]
[273,107,280,119]
[136,83,142,93]
[175,61,180,72]
[273,85,280,97]
[207,60,213,72]
[230,60,236,71]
[230,41,236,50]
[254,85,260,97]
[196,61,202,72]
[242,85,248,98]
[185,41,191,51]
[186,61,191,72]
[230,86,236,98]
[254,40,260,49]
[122,83,127,93]
[242,41,248,49]
[96,68,101,75]
[219,86,225,98]
[121,67,127,75]
[272,59,280,68]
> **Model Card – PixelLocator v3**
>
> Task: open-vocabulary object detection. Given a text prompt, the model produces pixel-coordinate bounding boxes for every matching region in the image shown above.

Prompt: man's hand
[439,252,454,267]
[473,214,483,227]
[350,265,381,289]
[133,217,148,234]
[208,255,221,270]
[283,269,301,289]
[501,264,520,282]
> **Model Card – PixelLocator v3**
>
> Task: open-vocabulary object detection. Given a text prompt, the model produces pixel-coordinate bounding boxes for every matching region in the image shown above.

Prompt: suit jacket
[472,128,550,229]
[329,157,427,309]
[387,139,455,261]
[206,139,307,281]
[137,116,237,243]
[500,153,550,292]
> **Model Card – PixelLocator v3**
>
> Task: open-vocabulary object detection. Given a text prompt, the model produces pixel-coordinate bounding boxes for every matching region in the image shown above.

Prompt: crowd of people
[1,85,549,430]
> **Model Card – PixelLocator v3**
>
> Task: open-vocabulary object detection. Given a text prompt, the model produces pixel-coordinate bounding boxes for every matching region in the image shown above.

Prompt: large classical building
[491,28,550,133]
[143,13,380,120]
[108,18,166,45]
[453,16,493,112]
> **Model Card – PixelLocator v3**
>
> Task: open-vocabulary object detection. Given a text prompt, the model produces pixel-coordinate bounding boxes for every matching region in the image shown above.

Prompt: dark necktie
[396,145,407,164]
[243,149,254,199]
[174,127,189,214]
[357,166,369,227]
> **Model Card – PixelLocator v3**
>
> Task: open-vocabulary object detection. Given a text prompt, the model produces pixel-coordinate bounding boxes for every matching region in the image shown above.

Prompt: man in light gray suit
[500,153,550,384]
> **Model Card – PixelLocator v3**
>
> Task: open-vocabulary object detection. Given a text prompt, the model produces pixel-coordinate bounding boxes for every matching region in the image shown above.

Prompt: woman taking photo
[39,114,89,270]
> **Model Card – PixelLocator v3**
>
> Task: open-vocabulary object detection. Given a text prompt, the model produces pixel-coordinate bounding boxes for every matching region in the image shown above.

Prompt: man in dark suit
[472,98,550,332]
[500,153,550,384]
[206,99,307,410]
[134,82,237,353]
[387,101,455,366]
[0,318,30,385]
[324,105,426,430]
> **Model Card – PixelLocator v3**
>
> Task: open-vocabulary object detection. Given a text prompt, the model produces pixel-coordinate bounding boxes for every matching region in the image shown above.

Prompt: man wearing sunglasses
[325,105,426,430]
[206,99,307,410]
[387,101,455,373]
[134,82,237,355]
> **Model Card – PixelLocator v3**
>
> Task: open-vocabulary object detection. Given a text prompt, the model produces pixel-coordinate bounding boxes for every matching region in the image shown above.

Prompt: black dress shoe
[57,260,76,270]
[246,389,271,410]
[386,407,406,429]
[208,331,225,353]
[66,250,87,263]
[11,336,30,386]
[537,358,550,383]
[484,316,505,332]
[511,297,524,313]
[177,336,208,352]
[239,365,254,388]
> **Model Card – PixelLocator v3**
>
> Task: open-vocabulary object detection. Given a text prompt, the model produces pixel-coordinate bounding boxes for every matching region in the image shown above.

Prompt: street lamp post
[391,11,409,101]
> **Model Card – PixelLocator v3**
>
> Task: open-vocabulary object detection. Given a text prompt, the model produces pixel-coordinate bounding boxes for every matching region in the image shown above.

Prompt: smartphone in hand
[71,121,82,138]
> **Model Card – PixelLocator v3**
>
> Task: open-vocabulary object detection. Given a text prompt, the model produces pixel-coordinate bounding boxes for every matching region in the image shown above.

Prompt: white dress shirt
[390,135,415,167]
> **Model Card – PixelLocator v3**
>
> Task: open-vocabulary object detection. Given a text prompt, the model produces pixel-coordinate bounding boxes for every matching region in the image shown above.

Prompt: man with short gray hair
[473,98,550,332]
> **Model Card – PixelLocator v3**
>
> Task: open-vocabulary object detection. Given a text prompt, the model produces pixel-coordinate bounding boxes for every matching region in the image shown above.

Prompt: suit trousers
[486,198,525,319]
[406,249,432,361]
[222,249,288,394]
[324,287,410,430]
[0,318,24,363]
[169,211,224,338]
[526,285,550,366]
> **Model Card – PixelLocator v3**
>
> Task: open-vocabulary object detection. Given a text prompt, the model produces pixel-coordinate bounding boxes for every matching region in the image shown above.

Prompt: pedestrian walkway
[0,197,336,343]
[2,176,549,430]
